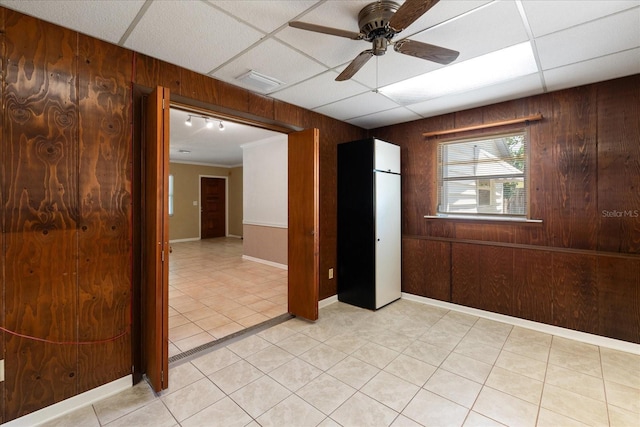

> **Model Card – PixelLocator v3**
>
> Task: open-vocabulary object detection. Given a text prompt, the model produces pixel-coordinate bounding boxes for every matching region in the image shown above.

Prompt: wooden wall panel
[423,240,451,301]
[550,86,598,250]
[0,7,5,424]
[597,256,639,342]
[596,76,640,253]
[402,239,427,296]
[512,248,553,324]
[552,252,599,334]
[76,35,133,394]
[451,243,481,309]
[134,54,181,94]
[3,12,79,421]
[479,245,514,316]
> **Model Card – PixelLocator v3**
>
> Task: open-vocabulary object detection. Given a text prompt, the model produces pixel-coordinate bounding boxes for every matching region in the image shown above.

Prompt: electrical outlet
[328,268,334,279]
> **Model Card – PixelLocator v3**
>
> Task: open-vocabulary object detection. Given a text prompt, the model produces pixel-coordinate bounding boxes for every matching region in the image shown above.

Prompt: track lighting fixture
[183,114,224,130]
[185,115,192,126]
[205,118,214,129]
[219,121,225,131]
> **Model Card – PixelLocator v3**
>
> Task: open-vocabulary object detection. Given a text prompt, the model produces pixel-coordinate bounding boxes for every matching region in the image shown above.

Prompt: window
[168,174,174,216]
[437,131,527,217]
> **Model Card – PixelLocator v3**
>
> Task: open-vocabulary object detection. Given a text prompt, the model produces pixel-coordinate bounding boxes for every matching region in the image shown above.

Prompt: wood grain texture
[0,7,5,424]
[551,86,598,250]
[552,252,599,334]
[402,239,427,296]
[479,245,514,316]
[3,11,79,421]
[76,34,133,393]
[512,248,553,325]
[596,75,640,253]
[597,256,639,343]
[423,240,451,301]
[451,243,481,309]
[134,54,181,94]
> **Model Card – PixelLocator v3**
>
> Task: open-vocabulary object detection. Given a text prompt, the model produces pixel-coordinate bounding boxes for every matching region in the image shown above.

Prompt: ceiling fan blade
[289,21,363,40]
[336,50,374,81]
[394,39,459,64]
[389,0,440,32]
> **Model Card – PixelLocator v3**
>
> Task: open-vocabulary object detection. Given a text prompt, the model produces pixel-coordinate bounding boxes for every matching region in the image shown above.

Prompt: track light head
[205,118,214,129]
[185,115,192,126]
[219,121,225,131]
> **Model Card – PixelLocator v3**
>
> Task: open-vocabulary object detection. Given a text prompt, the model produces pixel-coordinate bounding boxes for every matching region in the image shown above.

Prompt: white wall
[241,135,288,265]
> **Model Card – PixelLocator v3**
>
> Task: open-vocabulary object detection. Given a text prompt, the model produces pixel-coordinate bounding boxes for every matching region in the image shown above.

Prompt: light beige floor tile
[226,334,272,358]
[324,333,368,354]
[608,404,640,427]
[540,383,609,426]
[269,358,322,392]
[181,396,252,427]
[104,400,176,427]
[361,371,420,412]
[257,394,326,427]
[190,347,241,376]
[351,342,400,369]
[229,375,291,418]
[425,368,482,408]
[40,404,100,427]
[368,329,414,352]
[551,336,600,360]
[94,381,157,425]
[384,354,437,387]
[508,326,552,347]
[429,317,474,338]
[473,386,538,427]
[495,350,548,382]
[331,392,399,427]
[168,313,191,328]
[420,327,465,351]
[164,362,206,395]
[402,389,469,427]
[443,311,479,326]
[391,414,423,426]
[182,307,219,322]
[502,337,551,362]
[246,345,294,373]
[463,328,509,349]
[473,318,513,337]
[174,331,216,352]
[194,313,233,330]
[600,347,640,389]
[277,333,321,356]
[207,321,244,339]
[545,363,605,401]
[441,352,493,384]
[161,378,224,422]
[297,373,356,415]
[485,366,543,404]
[548,347,602,378]
[536,408,590,427]
[257,323,297,344]
[463,411,506,427]
[208,360,264,394]
[403,340,452,366]
[327,356,380,389]
[605,380,640,414]
[298,343,348,371]
[454,337,501,365]
[169,322,205,341]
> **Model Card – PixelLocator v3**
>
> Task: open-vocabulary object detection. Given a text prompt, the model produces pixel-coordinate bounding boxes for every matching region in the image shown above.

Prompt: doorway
[200,177,226,239]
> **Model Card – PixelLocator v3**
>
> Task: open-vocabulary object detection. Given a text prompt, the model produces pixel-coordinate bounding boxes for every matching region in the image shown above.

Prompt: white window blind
[437,131,527,217]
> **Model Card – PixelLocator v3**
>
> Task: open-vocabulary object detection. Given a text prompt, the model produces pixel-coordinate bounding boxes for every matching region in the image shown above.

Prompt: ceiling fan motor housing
[358,1,401,41]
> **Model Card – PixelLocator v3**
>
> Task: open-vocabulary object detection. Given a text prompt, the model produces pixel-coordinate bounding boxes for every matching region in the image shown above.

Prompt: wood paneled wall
[372,75,640,344]
[0,7,364,421]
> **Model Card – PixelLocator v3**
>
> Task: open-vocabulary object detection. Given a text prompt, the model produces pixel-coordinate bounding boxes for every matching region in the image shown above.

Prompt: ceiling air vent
[235,70,284,92]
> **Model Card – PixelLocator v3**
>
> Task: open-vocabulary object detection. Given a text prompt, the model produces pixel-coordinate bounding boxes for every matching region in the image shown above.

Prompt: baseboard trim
[169,237,200,243]
[241,255,287,270]
[6,375,132,427]
[319,295,338,308]
[227,234,242,239]
[401,293,640,355]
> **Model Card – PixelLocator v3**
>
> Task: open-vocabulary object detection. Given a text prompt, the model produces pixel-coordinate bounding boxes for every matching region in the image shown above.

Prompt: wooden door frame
[132,89,318,383]
[198,175,229,238]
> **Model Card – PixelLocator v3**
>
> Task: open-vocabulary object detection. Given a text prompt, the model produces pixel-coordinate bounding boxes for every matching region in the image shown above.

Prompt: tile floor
[168,238,288,356]
[41,299,639,427]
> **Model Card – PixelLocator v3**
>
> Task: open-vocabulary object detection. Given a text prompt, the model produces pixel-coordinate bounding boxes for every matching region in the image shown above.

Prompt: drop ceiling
[2,0,639,166]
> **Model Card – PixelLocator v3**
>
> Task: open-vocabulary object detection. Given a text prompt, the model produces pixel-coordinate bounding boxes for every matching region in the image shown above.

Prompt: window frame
[435,128,530,221]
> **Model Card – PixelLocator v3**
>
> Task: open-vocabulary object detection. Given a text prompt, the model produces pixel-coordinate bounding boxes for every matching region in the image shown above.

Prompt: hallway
[168,238,288,356]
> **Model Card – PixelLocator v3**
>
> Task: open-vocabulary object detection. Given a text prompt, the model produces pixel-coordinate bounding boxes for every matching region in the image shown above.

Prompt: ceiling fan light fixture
[236,70,284,92]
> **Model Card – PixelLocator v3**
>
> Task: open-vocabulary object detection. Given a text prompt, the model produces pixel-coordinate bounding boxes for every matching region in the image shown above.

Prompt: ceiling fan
[289,0,459,81]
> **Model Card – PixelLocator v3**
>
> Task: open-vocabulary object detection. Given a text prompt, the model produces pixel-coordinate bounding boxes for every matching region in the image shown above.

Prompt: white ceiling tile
[401,0,493,39]
[211,38,328,93]
[411,0,529,63]
[408,73,544,118]
[536,8,640,70]
[209,0,318,33]
[347,107,423,130]
[270,71,369,110]
[349,51,445,88]
[0,0,144,43]
[543,48,640,92]
[124,0,263,74]
[313,91,400,121]
[523,0,639,37]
